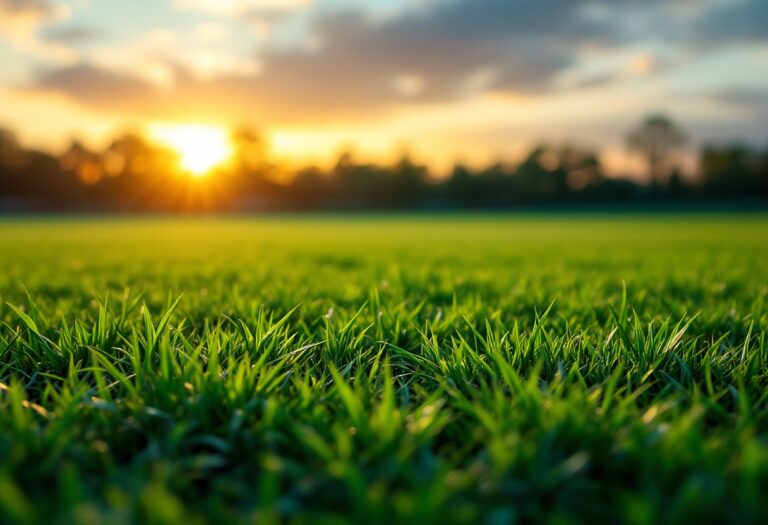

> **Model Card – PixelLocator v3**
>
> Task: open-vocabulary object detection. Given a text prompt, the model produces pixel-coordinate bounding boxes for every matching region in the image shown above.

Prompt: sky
[1,0,768,175]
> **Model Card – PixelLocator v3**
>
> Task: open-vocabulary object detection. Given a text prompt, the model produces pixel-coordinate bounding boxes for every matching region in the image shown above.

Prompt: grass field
[1,215,767,524]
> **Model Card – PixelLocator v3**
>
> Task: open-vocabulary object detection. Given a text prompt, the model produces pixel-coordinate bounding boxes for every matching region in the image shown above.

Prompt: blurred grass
[0,215,767,524]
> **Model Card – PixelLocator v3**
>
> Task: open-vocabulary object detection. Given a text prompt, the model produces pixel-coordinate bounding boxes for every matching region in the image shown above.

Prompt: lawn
[1,215,767,524]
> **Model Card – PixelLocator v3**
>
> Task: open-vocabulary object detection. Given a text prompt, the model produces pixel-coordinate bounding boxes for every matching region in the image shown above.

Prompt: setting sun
[149,124,233,176]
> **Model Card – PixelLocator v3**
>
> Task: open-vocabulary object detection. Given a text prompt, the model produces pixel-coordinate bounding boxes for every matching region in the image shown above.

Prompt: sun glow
[149,124,233,176]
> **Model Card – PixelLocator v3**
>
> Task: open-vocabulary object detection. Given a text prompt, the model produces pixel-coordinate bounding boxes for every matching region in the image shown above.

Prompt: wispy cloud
[40,25,101,44]
[172,0,312,17]
[0,0,76,63]
[29,0,768,119]
[4,0,768,162]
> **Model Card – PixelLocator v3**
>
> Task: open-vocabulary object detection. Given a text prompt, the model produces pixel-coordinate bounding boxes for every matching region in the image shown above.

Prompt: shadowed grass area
[1,215,767,524]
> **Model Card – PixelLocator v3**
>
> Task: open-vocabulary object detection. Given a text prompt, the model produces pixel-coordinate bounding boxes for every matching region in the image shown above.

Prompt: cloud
[172,0,311,18]
[40,25,101,44]
[193,22,230,44]
[0,0,54,36]
[34,64,152,105]
[674,88,768,144]
[0,0,66,29]
[24,0,768,124]
[692,0,768,44]
[78,27,261,89]
[713,89,768,115]
[0,0,77,63]
[173,0,313,38]
[0,0,56,16]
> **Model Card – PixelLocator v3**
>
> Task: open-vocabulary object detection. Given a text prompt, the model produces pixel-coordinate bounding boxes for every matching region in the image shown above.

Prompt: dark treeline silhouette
[1,116,767,212]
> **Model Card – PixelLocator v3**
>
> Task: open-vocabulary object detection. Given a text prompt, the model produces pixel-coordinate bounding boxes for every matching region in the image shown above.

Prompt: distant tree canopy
[0,128,26,170]
[0,118,766,212]
[700,144,768,196]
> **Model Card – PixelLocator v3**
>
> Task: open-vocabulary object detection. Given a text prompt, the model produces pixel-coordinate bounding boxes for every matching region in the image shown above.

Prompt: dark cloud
[26,0,768,123]
[692,0,768,43]
[35,64,152,106]
[714,89,768,114]
[30,0,603,121]
[239,4,311,26]
[299,2,587,96]
[40,25,101,44]
[0,0,55,16]
[667,88,768,145]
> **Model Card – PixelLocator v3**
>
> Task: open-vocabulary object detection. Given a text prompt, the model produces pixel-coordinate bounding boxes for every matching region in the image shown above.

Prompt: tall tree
[627,115,686,184]
[0,128,26,169]
[231,128,267,174]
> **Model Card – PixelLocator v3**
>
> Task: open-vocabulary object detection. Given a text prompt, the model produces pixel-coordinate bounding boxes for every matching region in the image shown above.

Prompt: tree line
[1,116,767,212]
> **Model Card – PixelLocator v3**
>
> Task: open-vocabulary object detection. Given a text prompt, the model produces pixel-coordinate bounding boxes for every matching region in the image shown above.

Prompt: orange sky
[1,0,767,177]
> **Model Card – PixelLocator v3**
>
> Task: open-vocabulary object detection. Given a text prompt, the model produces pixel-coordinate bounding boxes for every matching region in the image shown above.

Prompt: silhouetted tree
[627,115,686,184]
[516,146,568,202]
[1,131,81,208]
[559,146,603,191]
[0,128,27,170]
[60,140,104,186]
[102,133,166,178]
[444,164,476,207]
[232,128,267,174]
[1,123,767,212]
[391,156,428,207]
[700,144,767,197]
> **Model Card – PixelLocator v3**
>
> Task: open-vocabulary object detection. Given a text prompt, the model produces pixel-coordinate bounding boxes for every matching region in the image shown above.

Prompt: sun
[149,124,234,176]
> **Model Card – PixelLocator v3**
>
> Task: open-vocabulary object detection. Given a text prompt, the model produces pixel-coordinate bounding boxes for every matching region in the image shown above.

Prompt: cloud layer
[13,0,768,131]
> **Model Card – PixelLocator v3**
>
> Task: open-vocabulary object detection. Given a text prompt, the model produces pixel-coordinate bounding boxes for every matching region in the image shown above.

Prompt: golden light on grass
[149,124,234,176]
